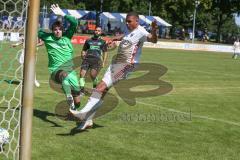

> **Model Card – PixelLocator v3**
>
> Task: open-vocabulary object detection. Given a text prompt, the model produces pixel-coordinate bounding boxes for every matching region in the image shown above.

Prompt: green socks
[62,78,71,95]
[93,77,99,88]
[79,77,85,88]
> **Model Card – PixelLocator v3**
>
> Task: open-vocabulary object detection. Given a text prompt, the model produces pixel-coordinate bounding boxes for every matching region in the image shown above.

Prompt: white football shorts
[102,63,135,88]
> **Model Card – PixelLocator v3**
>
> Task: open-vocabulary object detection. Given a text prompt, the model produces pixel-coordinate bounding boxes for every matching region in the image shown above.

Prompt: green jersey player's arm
[147,20,158,43]
[63,15,78,39]
[38,29,51,41]
[81,39,90,59]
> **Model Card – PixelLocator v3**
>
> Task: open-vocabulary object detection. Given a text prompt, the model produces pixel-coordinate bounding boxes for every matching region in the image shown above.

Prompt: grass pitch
[1,43,240,160]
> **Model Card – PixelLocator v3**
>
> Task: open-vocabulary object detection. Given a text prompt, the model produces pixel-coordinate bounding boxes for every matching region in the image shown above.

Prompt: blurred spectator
[180,28,185,40]
[169,26,177,39]
[202,28,209,42]
[81,22,87,34]
[232,38,240,59]
[147,24,151,32]
[113,26,121,36]
[107,20,111,33]
[2,16,12,29]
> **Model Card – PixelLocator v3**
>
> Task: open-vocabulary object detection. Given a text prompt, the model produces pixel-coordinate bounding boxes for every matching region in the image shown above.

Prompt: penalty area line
[136,100,240,127]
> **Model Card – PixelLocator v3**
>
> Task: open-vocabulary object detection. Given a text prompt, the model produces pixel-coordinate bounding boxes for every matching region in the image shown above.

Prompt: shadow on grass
[54,101,78,122]
[0,106,8,110]
[54,92,119,120]
[56,123,104,136]
[0,144,6,152]
[33,109,63,127]
[4,79,21,85]
[0,105,64,128]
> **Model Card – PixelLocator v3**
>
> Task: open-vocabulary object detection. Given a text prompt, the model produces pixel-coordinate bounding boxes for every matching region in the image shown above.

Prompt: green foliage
[40,0,85,10]
[205,0,240,42]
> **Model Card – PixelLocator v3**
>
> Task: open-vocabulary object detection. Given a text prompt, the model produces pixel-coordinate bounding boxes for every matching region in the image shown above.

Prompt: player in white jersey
[70,11,158,130]
[233,38,240,59]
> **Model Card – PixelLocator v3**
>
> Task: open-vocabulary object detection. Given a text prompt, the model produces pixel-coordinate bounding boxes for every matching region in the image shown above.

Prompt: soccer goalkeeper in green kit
[38,4,80,110]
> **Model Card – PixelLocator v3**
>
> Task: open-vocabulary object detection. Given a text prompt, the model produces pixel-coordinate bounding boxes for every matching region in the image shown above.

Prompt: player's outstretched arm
[36,39,44,47]
[81,40,89,59]
[102,51,108,67]
[64,15,78,39]
[111,34,124,41]
[107,34,123,52]
[38,28,51,41]
[81,50,86,59]
[147,20,158,43]
[50,4,78,38]
[50,4,66,17]
[106,40,117,51]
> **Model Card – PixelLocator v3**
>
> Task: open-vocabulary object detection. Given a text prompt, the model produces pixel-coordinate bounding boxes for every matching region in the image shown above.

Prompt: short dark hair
[51,21,63,31]
[95,26,102,30]
[126,11,139,19]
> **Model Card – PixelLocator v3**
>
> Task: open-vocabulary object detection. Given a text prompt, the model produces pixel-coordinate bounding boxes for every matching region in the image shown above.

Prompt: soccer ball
[0,128,10,145]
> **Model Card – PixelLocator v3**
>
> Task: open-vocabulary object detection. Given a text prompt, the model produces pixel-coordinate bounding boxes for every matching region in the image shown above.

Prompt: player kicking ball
[38,4,81,110]
[70,11,158,130]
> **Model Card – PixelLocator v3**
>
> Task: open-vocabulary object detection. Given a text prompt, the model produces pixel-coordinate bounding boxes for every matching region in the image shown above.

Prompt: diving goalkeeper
[38,4,80,110]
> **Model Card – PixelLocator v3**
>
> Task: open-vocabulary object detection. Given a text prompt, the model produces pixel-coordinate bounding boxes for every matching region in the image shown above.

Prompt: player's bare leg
[70,81,107,120]
[72,81,108,130]
[90,68,99,88]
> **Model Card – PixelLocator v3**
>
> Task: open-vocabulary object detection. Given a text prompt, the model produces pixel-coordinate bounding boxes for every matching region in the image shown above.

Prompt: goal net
[0,0,28,159]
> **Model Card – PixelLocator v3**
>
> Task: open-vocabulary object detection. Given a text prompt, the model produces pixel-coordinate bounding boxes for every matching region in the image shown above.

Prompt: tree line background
[3,0,240,43]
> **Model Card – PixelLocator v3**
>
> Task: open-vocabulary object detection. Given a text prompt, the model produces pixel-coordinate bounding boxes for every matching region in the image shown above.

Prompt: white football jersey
[115,25,150,64]
[234,41,240,53]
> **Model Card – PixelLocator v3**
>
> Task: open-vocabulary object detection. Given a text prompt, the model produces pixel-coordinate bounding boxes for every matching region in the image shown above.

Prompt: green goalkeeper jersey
[38,15,78,73]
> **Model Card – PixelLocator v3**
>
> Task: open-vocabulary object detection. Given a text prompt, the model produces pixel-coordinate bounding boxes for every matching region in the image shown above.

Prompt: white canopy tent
[146,16,172,27]
[50,9,172,33]
[67,10,89,19]
[62,9,89,19]
[59,9,171,26]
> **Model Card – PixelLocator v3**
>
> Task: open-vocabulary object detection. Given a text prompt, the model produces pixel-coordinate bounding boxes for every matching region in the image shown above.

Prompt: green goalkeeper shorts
[51,70,80,95]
